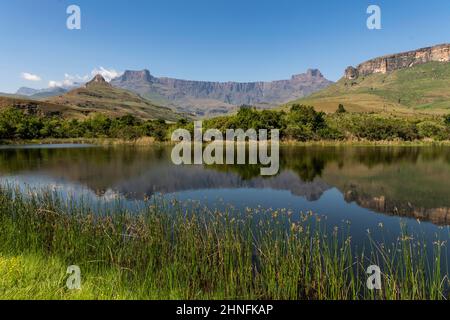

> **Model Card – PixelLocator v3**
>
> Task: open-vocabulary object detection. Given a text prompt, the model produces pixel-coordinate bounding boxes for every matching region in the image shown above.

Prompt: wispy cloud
[21,72,41,82]
[48,73,88,88]
[48,80,67,88]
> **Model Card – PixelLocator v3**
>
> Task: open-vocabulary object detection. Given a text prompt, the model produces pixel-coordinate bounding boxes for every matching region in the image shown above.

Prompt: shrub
[288,104,326,131]
[352,116,418,141]
[336,104,346,114]
[444,114,450,127]
[417,121,449,140]
[284,125,315,141]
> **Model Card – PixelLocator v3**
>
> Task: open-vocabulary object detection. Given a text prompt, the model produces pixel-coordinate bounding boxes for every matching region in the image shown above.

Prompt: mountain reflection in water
[0,144,450,226]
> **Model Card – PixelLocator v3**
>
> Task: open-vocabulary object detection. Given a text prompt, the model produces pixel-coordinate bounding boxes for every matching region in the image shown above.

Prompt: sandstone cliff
[345,43,450,80]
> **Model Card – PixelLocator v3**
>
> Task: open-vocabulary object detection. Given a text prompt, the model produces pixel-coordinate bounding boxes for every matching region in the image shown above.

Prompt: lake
[1,144,450,251]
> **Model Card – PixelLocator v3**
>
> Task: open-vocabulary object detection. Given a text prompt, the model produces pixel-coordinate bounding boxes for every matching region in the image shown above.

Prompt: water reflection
[0,145,450,226]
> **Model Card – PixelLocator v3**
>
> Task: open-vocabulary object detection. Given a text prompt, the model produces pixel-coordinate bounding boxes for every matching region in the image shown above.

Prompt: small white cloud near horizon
[48,73,88,88]
[21,72,41,82]
[48,67,122,88]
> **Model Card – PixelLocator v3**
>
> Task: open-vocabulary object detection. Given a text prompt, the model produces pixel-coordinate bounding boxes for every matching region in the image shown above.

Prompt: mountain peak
[16,87,39,96]
[306,69,323,77]
[86,74,111,87]
[291,69,325,80]
[119,69,154,83]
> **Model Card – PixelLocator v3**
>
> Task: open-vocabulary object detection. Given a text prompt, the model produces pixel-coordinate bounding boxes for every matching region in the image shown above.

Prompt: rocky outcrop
[345,43,450,79]
[86,74,111,87]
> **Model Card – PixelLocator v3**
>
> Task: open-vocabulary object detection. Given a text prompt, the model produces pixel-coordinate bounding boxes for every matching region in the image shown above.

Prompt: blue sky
[0,0,450,92]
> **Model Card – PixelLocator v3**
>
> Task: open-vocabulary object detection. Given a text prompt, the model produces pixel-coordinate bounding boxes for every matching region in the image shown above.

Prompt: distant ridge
[111,69,333,117]
[15,86,69,99]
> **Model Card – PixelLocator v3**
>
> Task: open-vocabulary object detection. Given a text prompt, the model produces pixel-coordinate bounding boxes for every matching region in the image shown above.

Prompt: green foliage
[2,105,450,143]
[202,105,450,142]
[417,121,448,141]
[0,108,171,142]
[288,104,326,131]
[353,116,418,141]
[444,114,450,127]
[204,106,284,136]
[282,104,326,141]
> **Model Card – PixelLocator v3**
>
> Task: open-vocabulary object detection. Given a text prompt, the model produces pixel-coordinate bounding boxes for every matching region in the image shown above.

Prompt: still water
[1,144,450,248]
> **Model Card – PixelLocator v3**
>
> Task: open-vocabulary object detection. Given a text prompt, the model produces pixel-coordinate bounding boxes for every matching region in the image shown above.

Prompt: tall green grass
[0,186,448,300]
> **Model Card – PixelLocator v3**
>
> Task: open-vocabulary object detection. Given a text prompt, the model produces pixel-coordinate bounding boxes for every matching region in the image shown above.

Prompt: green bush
[355,117,418,141]
[417,121,449,140]
[284,125,315,141]
[444,114,450,127]
[288,104,326,131]
[1,105,449,143]
[0,108,171,142]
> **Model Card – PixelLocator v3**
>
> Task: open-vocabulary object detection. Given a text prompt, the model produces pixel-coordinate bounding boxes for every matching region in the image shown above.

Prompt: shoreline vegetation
[1,104,450,146]
[3,138,450,147]
[0,187,448,300]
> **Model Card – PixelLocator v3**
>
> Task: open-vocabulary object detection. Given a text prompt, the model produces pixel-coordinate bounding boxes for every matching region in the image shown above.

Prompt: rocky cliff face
[111,69,333,117]
[345,43,450,80]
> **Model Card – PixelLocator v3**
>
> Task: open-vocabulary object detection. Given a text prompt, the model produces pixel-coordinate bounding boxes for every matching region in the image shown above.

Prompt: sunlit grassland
[0,187,448,300]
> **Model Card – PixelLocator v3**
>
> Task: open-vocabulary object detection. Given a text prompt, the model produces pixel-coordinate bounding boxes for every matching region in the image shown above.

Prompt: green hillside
[0,96,87,118]
[284,62,450,115]
[48,76,184,122]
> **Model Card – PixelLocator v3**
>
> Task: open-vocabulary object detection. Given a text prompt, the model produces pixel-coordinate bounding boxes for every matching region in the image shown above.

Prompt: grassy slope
[0,96,87,118]
[48,83,182,121]
[283,62,450,115]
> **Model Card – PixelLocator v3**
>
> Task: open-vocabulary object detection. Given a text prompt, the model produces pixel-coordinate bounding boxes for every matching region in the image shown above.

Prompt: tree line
[1,105,450,142]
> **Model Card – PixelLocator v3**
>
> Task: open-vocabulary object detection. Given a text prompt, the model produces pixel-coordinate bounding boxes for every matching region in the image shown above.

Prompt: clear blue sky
[1,0,450,92]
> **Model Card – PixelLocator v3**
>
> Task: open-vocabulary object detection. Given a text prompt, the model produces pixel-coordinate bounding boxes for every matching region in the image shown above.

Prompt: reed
[0,187,447,300]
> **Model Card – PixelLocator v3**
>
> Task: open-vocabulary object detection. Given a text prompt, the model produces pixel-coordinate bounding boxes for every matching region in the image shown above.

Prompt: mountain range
[15,83,84,99]
[2,42,450,120]
[110,69,333,117]
[16,86,68,98]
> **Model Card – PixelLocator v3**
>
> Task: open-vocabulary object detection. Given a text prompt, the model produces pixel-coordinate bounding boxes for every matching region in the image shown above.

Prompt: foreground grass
[0,187,448,300]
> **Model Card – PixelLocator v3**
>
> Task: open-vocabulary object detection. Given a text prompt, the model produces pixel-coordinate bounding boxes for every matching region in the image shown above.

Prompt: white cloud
[48,67,121,88]
[48,80,61,88]
[48,74,83,88]
[21,72,41,82]
[90,67,122,82]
